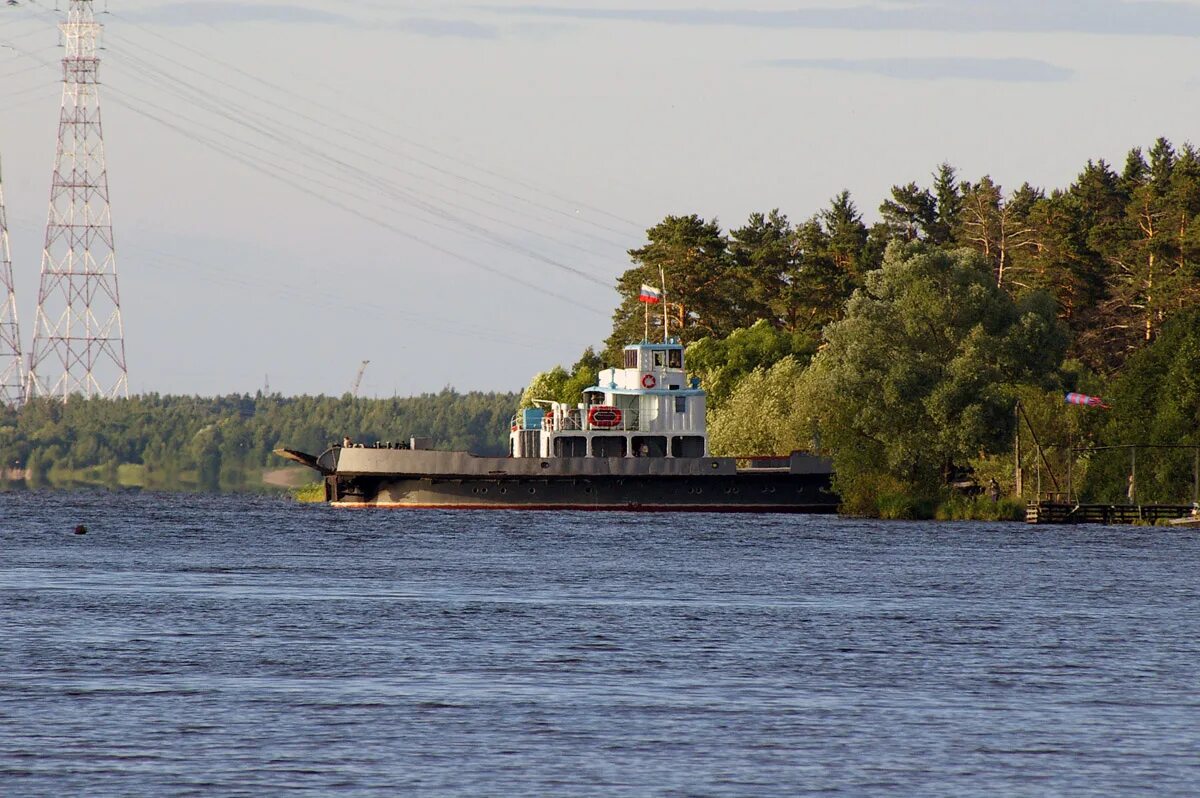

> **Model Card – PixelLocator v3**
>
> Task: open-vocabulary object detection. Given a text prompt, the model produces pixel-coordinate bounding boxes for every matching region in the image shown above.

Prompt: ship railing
[514,410,652,433]
[543,409,643,433]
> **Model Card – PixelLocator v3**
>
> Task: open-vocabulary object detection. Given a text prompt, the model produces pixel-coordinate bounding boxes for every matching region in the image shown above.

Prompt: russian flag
[639,284,662,304]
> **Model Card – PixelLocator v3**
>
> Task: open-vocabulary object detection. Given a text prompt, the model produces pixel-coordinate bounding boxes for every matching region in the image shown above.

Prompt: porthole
[500,488,508,495]
[711,461,720,469]
[529,487,537,494]
[541,461,550,469]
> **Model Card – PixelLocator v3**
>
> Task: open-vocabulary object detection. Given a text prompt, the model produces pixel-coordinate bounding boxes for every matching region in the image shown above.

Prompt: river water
[1,491,1198,796]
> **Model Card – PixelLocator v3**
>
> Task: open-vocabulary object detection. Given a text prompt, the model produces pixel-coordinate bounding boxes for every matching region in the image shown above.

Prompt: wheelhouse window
[653,350,665,367]
[668,349,682,368]
[624,349,638,368]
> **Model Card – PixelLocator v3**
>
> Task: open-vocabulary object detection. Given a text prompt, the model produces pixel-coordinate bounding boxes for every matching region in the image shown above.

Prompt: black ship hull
[279,447,839,513]
[327,471,836,512]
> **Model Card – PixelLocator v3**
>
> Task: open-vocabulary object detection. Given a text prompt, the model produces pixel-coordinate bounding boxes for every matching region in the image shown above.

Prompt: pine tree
[958,176,1036,290]
[880,182,937,241]
[729,209,795,328]
[821,191,869,284]
[604,215,738,361]
[930,163,963,244]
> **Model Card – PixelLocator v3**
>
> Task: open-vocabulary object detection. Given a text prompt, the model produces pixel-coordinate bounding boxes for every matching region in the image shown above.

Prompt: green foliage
[0,390,518,493]
[686,320,815,410]
[519,348,603,408]
[875,491,939,521]
[707,357,816,456]
[605,202,872,362]
[586,138,1200,507]
[934,495,1026,522]
[605,215,741,360]
[1082,308,1200,503]
[880,182,937,241]
[801,242,1067,513]
[13,138,1200,510]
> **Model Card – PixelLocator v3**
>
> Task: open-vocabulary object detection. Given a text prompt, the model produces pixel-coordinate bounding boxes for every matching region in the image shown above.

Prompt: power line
[99,46,617,287]
[98,4,644,233]
[21,0,639,244]
[103,89,609,313]
[2,25,615,311]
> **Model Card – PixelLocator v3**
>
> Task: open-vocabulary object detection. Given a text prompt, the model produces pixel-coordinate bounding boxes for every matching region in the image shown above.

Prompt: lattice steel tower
[0,160,25,407]
[27,0,128,400]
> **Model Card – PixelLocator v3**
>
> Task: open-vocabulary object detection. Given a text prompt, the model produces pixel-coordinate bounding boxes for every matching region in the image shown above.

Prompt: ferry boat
[277,340,837,512]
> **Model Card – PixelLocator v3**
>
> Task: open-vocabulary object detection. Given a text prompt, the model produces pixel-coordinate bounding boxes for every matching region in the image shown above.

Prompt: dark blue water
[2,491,1198,796]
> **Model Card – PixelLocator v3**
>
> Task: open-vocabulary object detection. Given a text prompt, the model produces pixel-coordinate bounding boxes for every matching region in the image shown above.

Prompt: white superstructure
[510,340,708,459]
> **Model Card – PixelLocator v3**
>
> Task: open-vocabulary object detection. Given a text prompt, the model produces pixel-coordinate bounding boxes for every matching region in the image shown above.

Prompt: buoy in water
[73,524,87,535]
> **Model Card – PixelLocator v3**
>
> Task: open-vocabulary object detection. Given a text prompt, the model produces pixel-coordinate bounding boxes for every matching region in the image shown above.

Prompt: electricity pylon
[0,160,24,407]
[26,0,128,400]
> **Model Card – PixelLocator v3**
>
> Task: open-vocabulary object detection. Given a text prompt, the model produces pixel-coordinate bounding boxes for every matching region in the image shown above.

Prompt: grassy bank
[862,491,1025,522]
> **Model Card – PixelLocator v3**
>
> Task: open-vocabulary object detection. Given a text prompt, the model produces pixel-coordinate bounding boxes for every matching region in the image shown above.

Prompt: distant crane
[351,360,370,398]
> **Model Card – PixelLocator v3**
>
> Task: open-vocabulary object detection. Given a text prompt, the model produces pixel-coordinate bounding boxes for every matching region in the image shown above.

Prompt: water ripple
[1,491,1198,796]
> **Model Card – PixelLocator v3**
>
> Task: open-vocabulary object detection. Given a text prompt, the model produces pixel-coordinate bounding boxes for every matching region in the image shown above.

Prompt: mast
[660,265,668,342]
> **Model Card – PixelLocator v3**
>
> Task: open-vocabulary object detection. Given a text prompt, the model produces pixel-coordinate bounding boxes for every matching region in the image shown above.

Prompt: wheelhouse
[510,340,708,459]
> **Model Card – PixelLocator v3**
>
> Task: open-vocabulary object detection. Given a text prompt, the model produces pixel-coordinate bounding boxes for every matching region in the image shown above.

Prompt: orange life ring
[642,373,656,389]
[587,405,623,428]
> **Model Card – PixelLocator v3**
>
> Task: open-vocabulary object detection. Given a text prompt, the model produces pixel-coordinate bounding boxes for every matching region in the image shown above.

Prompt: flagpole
[660,266,669,342]
[644,297,649,342]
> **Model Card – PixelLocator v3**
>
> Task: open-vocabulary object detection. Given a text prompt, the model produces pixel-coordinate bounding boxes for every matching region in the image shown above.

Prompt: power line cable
[1,33,614,312]
[103,89,608,314]
[28,0,633,246]
[101,46,616,276]
[97,4,644,232]
[102,73,612,294]
[96,30,633,253]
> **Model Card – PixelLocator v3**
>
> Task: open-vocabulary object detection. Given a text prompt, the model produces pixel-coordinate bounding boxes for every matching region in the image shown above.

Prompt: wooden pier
[1026,502,1198,525]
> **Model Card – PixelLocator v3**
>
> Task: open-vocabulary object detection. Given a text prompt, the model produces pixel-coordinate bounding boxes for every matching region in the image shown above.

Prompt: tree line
[0,391,517,492]
[605,138,1200,379]
[4,137,1197,507]
[538,137,1200,515]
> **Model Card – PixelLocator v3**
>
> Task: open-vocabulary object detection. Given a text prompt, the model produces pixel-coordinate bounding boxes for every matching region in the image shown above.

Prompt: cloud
[121,2,353,26]
[764,57,1073,83]
[121,3,500,38]
[493,2,1200,37]
[392,18,499,39]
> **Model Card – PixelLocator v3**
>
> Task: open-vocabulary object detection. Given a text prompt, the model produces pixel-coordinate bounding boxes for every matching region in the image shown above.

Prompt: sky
[2,0,1200,397]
